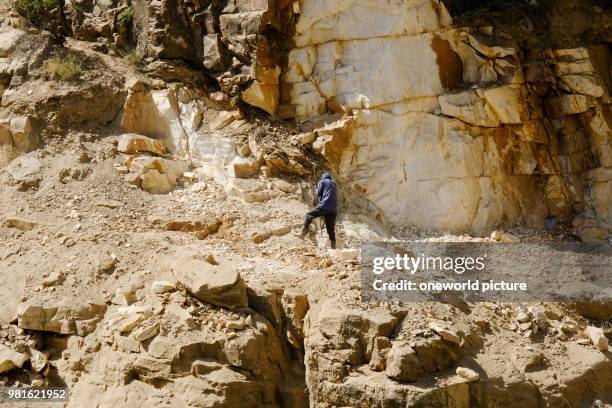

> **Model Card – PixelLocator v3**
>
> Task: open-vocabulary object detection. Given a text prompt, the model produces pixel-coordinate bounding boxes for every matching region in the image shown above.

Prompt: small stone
[190,182,207,193]
[28,348,47,373]
[252,230,271,244]
[330,248,360,261]
[117,133,165,156]
[456,367,480,381]
[182,172,196,182]
[4,218,37,231]
[491,230,520,243]
[210,110,242,130]
[96,258,116,274]
[298,132,316,144]
[226,318,247,330]
[585,326,609,351]
[517,311,531,323]
[429,321,462,345]
[112,314,143,334]
[42,271,64,287]
[268,224,292,236]
[132,322,160,342]
[30,376,44,388]
[95,199,122,209]
[560,322,577,333]
[151,281,175,294]
[111,286,137,306]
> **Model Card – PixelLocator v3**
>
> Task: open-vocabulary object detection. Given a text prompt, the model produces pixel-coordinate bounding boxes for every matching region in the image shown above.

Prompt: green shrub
[16,0,55,20]
[116,6,134,24]
[45,55,82,81]
[120,47,143,67]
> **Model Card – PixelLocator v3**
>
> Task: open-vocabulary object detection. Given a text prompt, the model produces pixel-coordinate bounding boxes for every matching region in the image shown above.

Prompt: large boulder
[171,253,248,308]
[121,85,194,158]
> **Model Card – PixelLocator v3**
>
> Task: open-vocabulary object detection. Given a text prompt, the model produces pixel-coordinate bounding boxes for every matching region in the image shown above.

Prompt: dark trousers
[303,208,336,242]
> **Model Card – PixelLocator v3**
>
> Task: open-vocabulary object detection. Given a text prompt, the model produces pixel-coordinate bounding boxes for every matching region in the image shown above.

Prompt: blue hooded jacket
[316,172,338,212]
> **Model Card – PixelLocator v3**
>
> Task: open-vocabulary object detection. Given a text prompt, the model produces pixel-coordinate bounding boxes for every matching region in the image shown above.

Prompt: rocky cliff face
[83,0,611,235]
[279,0,611,235]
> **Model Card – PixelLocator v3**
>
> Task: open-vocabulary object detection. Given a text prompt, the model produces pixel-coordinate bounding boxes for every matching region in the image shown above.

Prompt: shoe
[294,228,308,238]
[330,240,336,249]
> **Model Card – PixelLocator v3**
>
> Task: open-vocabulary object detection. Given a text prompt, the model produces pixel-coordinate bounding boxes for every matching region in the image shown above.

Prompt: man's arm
[316,180,324,201]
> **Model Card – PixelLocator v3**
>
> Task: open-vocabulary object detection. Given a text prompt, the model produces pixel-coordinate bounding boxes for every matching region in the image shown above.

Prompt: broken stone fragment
[516,310,531,323]
[271,179,297,193]
[151,281,176,294]
[456,366,480,381]
[17,300,107,335]
[95,199,122,209]
[165,303,196,329]
[202,34,224,72]
[385,342,423,383]
[429,321,462,345]
[182,171,196,182]
[164,219,222,241]
[96,257,116,274]
[111,285,137,306]
[28,348,47,373]
[111,313,143,334]
[267,224,292,236]
[127,157,189,194]
[195,221,223,240]
[171,253,248,308]
[241,65,281,115]
[251,230,271,244]
[9,116,37,151]
[228,156,261,179]
[5,153,42,190]
[225,178,274,203]
[4,217,37,231]
[210,110,243,130]
[42,271,64,287]
[585,326,609,351]
[132,321,160,342]
[329,248,360,261]
[117,133,166,156]
[297,132,316,144]
[226,318,247,330]
[491,230,520,243]
[369,336,391,371]
[0,344,28,374]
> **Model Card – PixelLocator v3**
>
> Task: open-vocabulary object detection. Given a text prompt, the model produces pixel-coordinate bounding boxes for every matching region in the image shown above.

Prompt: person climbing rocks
[296,172,338,249]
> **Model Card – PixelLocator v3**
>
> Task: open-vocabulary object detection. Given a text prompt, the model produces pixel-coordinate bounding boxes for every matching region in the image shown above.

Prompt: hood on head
[321,172,332,180]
